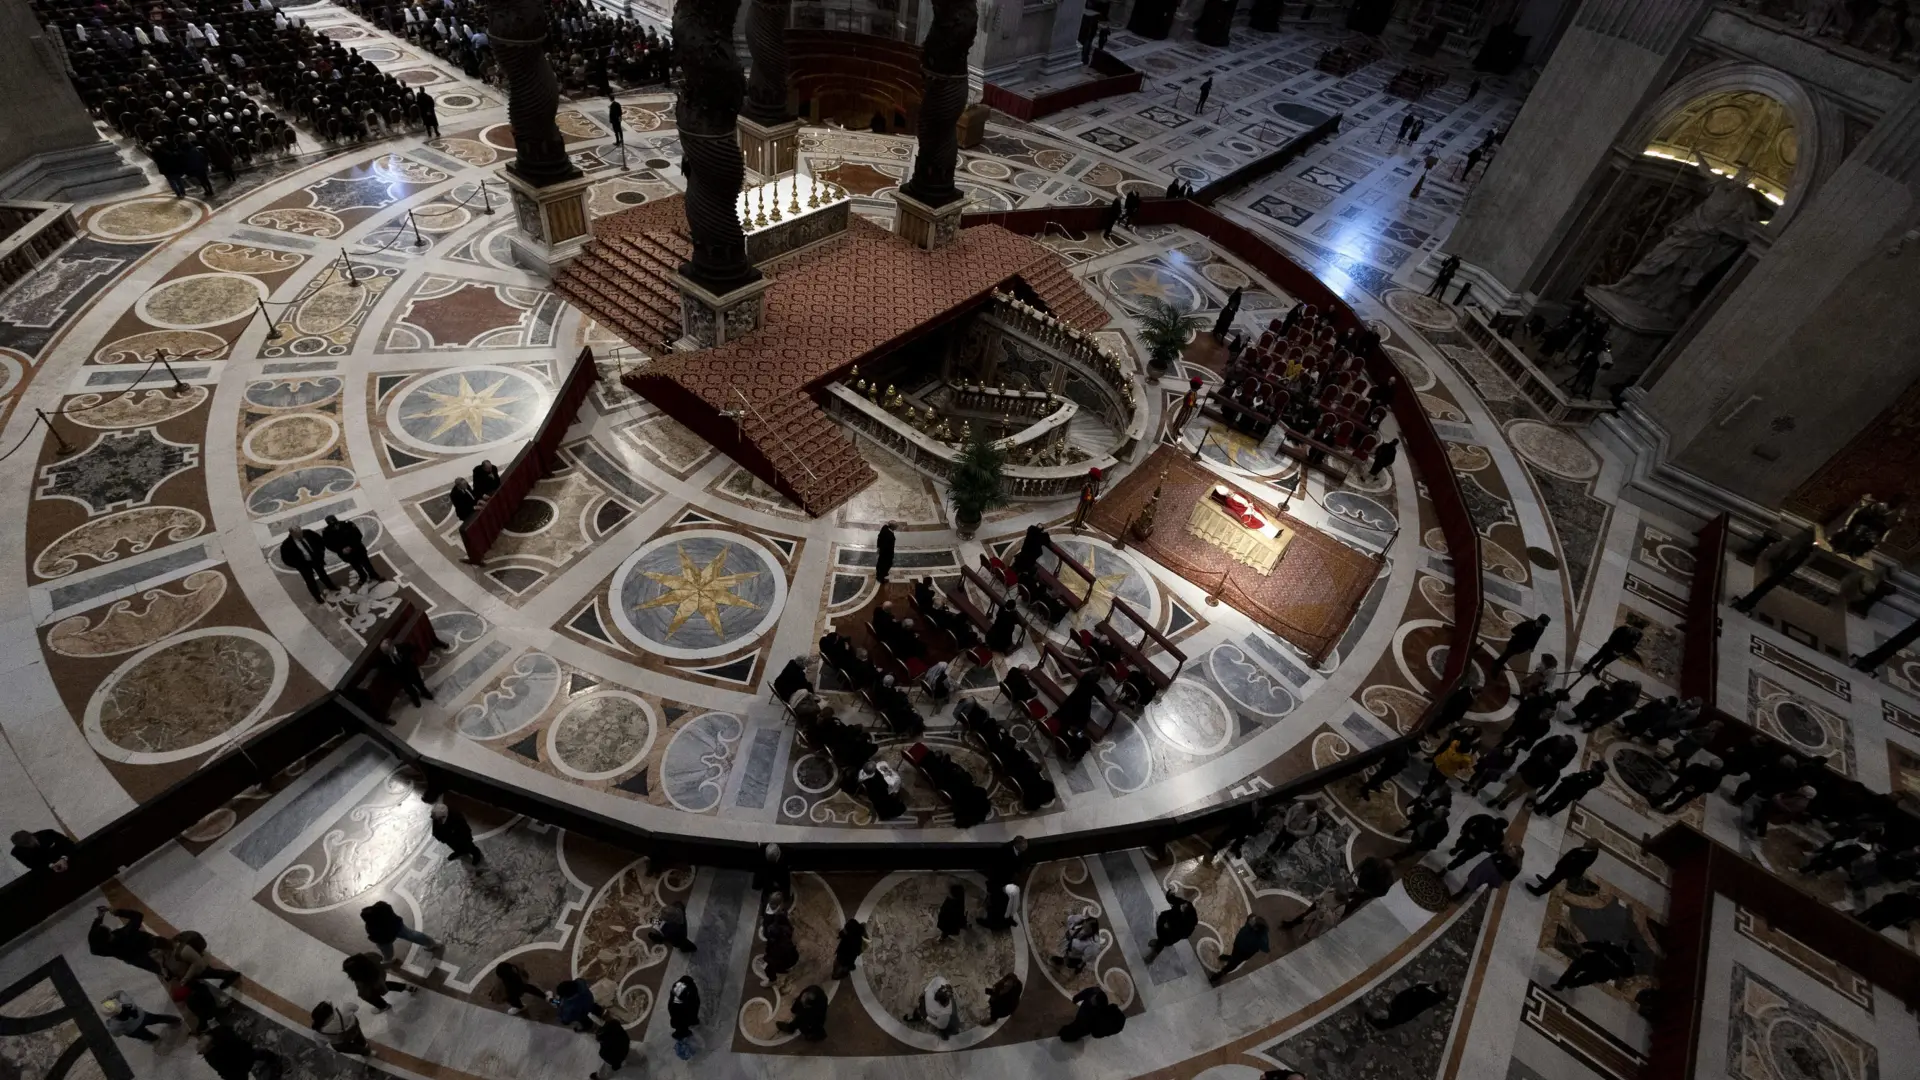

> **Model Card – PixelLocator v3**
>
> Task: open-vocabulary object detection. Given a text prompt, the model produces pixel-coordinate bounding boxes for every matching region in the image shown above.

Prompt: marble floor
[2,7,1914,1080]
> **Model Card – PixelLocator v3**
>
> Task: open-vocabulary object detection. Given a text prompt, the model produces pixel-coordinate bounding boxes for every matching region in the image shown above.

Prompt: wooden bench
[1098,598,1187,691]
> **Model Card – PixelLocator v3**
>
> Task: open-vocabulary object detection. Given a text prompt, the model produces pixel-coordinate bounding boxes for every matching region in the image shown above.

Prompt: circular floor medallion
[135,272,268,330]
[1507,419,1600,480]
[547,691,656,781]
[609,530,787,659]
[84,627,288,764]
[1146,679,1234,757]
[385,365,547,454]
[89,196,201,242]
[505,496,556,535]
[242,412,340,466]
[1401,866,1451,912]
[1382,288,1460,332]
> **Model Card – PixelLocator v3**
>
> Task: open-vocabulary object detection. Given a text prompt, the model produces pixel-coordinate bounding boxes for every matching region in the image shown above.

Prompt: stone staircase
[749,398,878,516]
[552,228,690,352]
[1019,252,1111,331]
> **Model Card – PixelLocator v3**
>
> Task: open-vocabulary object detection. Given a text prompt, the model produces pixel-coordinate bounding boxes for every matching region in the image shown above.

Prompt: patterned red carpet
[1087,447,1379,662]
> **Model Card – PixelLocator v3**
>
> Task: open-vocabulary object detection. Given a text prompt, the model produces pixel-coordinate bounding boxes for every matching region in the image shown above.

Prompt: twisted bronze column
[485,0,579,185]
[743,0,793,126]
[674,0,760,290]
[900,0,978,209]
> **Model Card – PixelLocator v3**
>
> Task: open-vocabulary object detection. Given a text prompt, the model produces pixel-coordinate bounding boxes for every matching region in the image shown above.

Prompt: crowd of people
[340,0,674,95]
[1213,300,1397,467]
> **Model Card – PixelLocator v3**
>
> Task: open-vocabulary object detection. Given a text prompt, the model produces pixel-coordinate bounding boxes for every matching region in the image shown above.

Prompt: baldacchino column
[489,0,593,273]
[671,0,770,348]
[738,0,799,177]
[893,0,978,250]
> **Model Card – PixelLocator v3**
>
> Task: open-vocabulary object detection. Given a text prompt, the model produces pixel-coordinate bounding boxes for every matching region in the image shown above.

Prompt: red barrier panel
[1681,513,1728,704]
[459,347,600,563]
[982,51,1143,121]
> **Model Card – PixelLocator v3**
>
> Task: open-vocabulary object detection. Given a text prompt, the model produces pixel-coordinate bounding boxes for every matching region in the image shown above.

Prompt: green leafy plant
[1137,297,1204,373]
[948,433,1009,525]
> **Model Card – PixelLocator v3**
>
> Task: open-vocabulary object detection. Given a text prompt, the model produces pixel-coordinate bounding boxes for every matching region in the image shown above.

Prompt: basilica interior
[1,0,1918,1079]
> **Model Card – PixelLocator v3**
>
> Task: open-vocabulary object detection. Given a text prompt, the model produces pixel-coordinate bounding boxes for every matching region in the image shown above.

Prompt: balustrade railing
[0,201,78,298]
[826,383,1114,499]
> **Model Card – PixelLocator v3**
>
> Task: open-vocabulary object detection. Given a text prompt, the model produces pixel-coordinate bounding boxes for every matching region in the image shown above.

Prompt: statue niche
[1586,163,1764,332]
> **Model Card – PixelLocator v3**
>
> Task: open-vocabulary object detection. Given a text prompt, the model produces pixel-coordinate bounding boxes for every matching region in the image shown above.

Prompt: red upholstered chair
[903,742,931,766]
[1268,317,1283,334]
[1271,389,1290,413]
[1357,432,1380,457]
[967,644,994,666]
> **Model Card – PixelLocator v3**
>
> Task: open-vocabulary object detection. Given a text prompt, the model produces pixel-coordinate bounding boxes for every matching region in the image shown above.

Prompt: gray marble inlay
[47,543,210,611]
[1100,849,1188,984]
[85,366,211,386]
[229,227,320,250]
[432,640,513,701]
[270,497,361,536]
[1241,632,1310,686]
[1342,712,1389,748]
[233,743,388,868]
[260,361,339,374]
[572,441,658,507]
[733,727,782,809]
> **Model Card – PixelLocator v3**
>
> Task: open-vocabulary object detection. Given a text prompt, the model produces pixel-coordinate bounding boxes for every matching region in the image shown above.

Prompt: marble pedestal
[1583,284,1681,386]
[499,167,594,276]
[671,272,772,350]
[737,115,801,178]
[892,190,966,251]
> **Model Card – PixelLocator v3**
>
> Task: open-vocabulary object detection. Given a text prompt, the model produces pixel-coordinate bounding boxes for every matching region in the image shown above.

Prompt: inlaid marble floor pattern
[0,7,1910,1080]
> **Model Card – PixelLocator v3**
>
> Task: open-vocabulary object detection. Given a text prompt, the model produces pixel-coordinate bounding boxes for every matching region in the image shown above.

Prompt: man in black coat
[1369,437,1399,478]
[1144,890,1198,962]
[88,906,164,974]
[284,527,337,600]
[874,523,896,583]
[1528,841,1600,895]
[1495,614,1550,668]
[1535,762,1608,817]
[322,515,382,586]
[429,797,483,863]
[381,639,433,709]
[10,829,76,874]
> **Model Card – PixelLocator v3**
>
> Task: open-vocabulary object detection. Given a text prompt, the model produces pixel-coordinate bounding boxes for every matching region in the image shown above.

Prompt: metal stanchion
[409,210,427,248]
[480,181,495,215]
[37,408,74,454]
[257,297,282,340]
[155,348,190,395]
[340,248,362,288]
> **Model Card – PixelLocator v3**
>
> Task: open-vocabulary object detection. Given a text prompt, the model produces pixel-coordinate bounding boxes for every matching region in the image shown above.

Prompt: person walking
[279,529,334,603]
[1052,913,1101,972]
[1463,741,1518,795]
[830,918,867,979]
[155,930,242,989]
[183,140,216,198]
[360,900,442,963]
[1495,615,1550,668]
[986,973,1023,1020]
[1528,841,1600,896]
[551,979,606,1032]
[591,1017,631,1078]
[1208,914,1270,983]
[607,98,624,147]
[1144,890,1198,962]
[762,919,799,979]
[1576,624,1642,683]
[1489,739,1567,811]
[1396,813,1449,865]
[649,901,698,952]
[1396,113,1414,141]
[87,907,164,975]
[1367,981,1448,1029]
[1857,888,1920,931]
[1651,754,1727,813]
[1425,254,1460,299]
[777,984,829,1040]
[100,991,183,1043]
[666,976,700,1039]
[1443,814,1507,872]
[1369,437,1400,478]
[937,883,967,939]
[1195,76,1213,112]
[753,843,791,896]
[429,797,483,864]
[493,961,544,1015]
[1102,196,1123,241]
[418,89,441,138]
[977,882,1020,931]
[310,999,370,1055]
[903,976,960,1039]
[1450,846,1522,901]
[342,951,416,1011]
[1058,985,1111,1041]
[1552,941,1634,992]
[875,523,896,584]
[1535,763,1608,817]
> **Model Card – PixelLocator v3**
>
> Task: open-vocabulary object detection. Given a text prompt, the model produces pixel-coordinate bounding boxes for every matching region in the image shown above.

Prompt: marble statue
[1830,494,1901,558]
[1588,164,1761,327]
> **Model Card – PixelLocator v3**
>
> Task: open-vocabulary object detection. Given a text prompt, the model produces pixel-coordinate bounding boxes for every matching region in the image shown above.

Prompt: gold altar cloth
[1186,496,1294,575]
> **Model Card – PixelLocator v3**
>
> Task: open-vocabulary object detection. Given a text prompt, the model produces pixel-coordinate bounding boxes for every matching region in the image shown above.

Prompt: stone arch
[1617,61,1839,233]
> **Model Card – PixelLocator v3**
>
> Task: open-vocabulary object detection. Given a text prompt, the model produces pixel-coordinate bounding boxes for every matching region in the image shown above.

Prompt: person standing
[323,515,382,586]
[418,89,440,137]
[100,991,183,1043]
[292,527,339,599]
[1489,739,1567,811]
[450,477,478,523]
[1358,743,1410,798]
[649,901,698,953]
[1450,846,1522,901]
[830,918,867,979]
[87,907,164,975]
[429,797,483,864]
[874,523,896,584]
[1144,890,1198,962]
[1369,437,1399,478]
[1367,982,1448,1029]
[10,828,76,874]
[1495,614,1550,668]
[310,999,370,1055]
[1207,914,1270,983]
[591,1017,631,1078]
[762,918,800,979]
[1552,941,1634,992]
[666,976,700,1039]
[1196,75,1213,112]
[360,900,442,963]
[1102,196,1123,241]
[1535,763,1608,817]
[1443,814,1507,872]
[1425,254,1460,299]
[342,951,416,1011]
[183,140,216,198]
[279,529,333,603]
[197,1026,280,1080]
[986,973,1023,1020]
[1058,985,1109,1042]
[1052,913,1101,972]
[493,961,544,1015]
[1518,655,1560,697]
[937,883,967,939]
[1527,841,1600,896]
[380,639,434,709]
[551,979,606,1032]
[777,984,829,1039]
[607,98,624,147]
[903,976,960,1039]
[753,843,791,896]
[1857,889,1920,931]
[155,930,242,989]
[977,882,1020,931]
[1578,624,1642,681]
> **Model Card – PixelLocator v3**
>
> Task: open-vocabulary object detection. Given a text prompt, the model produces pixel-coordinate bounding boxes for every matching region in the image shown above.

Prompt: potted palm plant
[1138,297,1204,374]
[948,433,1008,538]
